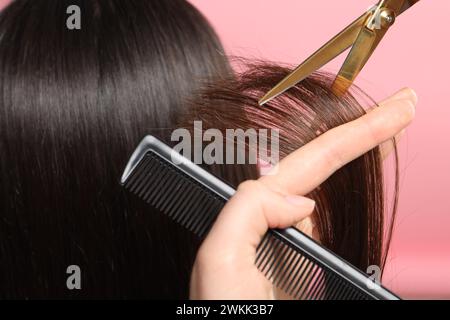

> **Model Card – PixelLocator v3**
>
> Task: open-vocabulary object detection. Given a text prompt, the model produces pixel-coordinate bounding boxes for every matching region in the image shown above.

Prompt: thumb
[204,180,316,254]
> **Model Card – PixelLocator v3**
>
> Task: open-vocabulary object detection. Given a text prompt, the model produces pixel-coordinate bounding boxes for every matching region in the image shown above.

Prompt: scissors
[259,0,421,105]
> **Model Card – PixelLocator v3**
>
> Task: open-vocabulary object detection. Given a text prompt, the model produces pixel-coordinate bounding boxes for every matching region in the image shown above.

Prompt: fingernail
[258,158,274,176]
[402,99,416,119]
[285,195,315,209]
[393,88,418,105]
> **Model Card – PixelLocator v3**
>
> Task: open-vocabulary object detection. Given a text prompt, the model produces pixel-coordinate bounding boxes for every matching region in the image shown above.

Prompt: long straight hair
[180,62,399,275]
[0,0,231,298]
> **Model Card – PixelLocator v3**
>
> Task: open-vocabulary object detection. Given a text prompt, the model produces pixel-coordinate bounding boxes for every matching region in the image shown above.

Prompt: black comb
[121,135,400,300]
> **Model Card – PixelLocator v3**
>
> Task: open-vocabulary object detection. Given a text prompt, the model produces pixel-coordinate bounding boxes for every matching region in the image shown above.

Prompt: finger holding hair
[259,88,417,196]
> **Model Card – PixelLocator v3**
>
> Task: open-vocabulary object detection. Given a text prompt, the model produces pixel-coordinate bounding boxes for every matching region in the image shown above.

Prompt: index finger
[259,88,417,195]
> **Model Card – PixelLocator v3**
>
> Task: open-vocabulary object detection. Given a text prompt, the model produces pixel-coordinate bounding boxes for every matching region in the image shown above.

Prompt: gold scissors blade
[259,0,421,105]
[331,23,383,95]
[258,11,371,106]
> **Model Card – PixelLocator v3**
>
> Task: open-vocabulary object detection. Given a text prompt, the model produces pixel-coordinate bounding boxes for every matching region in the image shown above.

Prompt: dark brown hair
[0,0,231,298]
[180,62,398,274]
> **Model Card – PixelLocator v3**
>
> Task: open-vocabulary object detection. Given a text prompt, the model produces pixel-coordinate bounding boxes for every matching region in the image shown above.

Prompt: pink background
[1,0,449,298]
[189,0,450,299]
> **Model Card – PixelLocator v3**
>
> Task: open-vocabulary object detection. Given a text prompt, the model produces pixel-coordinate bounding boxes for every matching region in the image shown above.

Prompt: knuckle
[360,116,381,145]
[320,125,357,170]
[321,142,346,170]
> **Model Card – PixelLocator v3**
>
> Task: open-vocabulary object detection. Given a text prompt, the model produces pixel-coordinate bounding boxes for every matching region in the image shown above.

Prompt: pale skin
[190,88,417,300]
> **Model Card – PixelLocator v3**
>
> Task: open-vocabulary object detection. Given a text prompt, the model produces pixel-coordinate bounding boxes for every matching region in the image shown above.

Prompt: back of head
[0,0,230,298]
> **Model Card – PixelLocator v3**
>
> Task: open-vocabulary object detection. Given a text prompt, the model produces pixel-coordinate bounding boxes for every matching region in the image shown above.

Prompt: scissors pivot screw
[379,8,396,28]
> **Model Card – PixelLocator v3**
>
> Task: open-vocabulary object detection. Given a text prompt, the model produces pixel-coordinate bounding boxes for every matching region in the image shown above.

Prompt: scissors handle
[332,0,420,94]
[259,0,421,105]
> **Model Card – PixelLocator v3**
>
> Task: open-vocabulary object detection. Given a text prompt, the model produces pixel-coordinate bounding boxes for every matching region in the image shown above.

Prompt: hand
[190,88,417,300]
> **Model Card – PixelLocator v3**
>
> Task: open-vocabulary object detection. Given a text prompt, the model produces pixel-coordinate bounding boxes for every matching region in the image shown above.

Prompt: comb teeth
[255,231,371,300]
[123,152,224,238]
[122,139,400,300]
